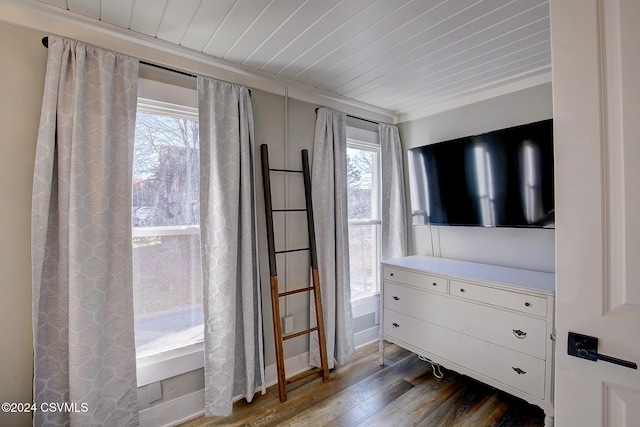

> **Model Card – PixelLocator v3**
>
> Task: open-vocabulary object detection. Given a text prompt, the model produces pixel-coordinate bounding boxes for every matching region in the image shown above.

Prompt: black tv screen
[408,119,554,228]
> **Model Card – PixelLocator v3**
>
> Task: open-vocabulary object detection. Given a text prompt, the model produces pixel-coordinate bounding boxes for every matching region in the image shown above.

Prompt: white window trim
[348,219,382,226]
[138,97,198,120]
[134,96,204,387]
[137,343,204,387]
[132,225,200,238]
[346,126,379,145]
[351,293,380,319]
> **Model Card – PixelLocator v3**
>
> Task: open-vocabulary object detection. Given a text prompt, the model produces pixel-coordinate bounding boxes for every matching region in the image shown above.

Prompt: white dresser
[380,255,555,426]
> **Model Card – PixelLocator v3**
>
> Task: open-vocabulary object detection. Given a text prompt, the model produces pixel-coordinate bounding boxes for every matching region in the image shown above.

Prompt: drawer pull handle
[390,273,394,277]
[392,323,400,328]
[524,302,531,307]
[512,367,527,375]
[513,329,527,339]
[459,288,466,293]
[393,296,400,301]
[432,282,437,287]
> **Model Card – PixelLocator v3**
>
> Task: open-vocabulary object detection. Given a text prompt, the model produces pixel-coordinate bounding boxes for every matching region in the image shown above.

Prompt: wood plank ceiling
[36,0,551,119]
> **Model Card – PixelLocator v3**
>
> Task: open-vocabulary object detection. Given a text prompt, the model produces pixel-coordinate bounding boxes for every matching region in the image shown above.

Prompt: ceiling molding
[396,71,552,123]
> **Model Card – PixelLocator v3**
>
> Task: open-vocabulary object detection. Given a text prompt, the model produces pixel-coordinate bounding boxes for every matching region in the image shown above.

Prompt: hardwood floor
[179,342,545,427]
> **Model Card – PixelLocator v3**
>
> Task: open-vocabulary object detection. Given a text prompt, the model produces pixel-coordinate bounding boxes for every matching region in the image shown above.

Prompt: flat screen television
[407,119,554,228]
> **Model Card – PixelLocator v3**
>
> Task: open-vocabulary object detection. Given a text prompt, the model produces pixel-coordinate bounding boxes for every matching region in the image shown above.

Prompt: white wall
[252,91,318,365]
[398,83,556,273]
[0,21,47,427]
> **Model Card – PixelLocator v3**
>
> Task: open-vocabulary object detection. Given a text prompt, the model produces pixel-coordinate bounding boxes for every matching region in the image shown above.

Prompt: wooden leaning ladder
[260,144,330,402]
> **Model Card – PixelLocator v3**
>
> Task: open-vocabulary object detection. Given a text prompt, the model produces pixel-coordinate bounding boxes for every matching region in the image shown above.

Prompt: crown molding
[396,70,552,123]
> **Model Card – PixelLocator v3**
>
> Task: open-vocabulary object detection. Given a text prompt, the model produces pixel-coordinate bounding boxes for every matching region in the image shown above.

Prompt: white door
[551,0,640,425]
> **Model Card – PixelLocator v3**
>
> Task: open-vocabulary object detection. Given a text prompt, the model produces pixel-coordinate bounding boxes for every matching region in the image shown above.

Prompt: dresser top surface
[382,256,555,295]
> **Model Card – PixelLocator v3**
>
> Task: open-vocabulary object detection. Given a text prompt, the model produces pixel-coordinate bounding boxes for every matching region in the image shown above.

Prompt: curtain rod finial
[42,37,48,48]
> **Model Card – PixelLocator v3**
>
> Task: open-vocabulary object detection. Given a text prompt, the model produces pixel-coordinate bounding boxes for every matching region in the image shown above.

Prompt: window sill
[137,341,204,387]
[351,293,380,319]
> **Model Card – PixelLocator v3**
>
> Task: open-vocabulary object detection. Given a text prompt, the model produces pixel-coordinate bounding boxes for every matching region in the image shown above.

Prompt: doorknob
[568,332,637,369]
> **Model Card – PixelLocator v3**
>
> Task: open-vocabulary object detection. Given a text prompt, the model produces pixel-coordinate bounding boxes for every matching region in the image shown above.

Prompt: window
[347,139,381,301]
[132,101,203,359]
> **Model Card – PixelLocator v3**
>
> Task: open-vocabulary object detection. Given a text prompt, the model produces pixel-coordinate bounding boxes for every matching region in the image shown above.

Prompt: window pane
[132,110,203,357]
[347,142,381,301]
[347,147,375,220]
[133,234,203,357]
[133,112,200,228]
[349,224,376,300]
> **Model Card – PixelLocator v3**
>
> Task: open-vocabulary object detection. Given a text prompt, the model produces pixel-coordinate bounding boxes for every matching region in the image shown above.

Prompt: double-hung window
[132,99,204,363]
[346,137,381,301]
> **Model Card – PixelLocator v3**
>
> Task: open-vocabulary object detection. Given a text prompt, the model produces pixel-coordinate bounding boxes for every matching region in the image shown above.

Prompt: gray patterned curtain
[197,77,265,416]
[309,107,355,369]
[31,36,139,426]
[379,123,408,260]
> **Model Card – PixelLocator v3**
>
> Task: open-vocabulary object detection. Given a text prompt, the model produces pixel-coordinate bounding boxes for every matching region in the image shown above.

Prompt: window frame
[134,96,205,387]
[346,135,382,302]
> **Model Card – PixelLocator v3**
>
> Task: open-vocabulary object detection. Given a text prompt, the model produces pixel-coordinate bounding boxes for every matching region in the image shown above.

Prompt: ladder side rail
[260,144,288,401]
[260,144,278,277]
[301,149,318,270]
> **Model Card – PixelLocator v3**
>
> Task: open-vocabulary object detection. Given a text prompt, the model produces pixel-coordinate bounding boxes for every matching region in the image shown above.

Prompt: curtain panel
[197,77,265,417]
[379,123,408,260]
[310,107,355,369]
[31,36,139,426]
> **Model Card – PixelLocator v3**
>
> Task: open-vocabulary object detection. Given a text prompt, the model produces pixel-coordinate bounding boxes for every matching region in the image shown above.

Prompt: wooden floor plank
[346,353,429,401]
[276,388,362,427]
[492,392,545,427]
[342,371,462,427]
[397,375,465,422]
[179,342,545,427]
[460,393,510,427]
[415,379,493,426]
[325,378,414,427]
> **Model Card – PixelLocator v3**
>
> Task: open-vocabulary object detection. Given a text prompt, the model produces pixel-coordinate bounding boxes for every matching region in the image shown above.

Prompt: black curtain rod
[140,61,198,79]
[42,36,198,79]
[314,107,379,125]
[41,36,252,94]
[347,114,379,125]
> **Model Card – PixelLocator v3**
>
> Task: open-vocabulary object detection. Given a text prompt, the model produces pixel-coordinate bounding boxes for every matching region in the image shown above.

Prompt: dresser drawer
[383,282,547,358]
[383,266,448,294]
[383,310,545,399]
[450,280,547,317]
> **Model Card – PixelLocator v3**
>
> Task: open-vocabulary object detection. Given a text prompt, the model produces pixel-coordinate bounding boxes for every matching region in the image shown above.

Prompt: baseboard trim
[354,325,380,349]
[139,389,205,427]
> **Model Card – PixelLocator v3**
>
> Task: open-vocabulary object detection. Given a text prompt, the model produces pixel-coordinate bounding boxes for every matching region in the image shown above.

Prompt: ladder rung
[272,208,307,212]
[269,168,303,173]
[283,326,319,341]
[275,247,310,254]
[286,367,323,384]
[279,286,314,297]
